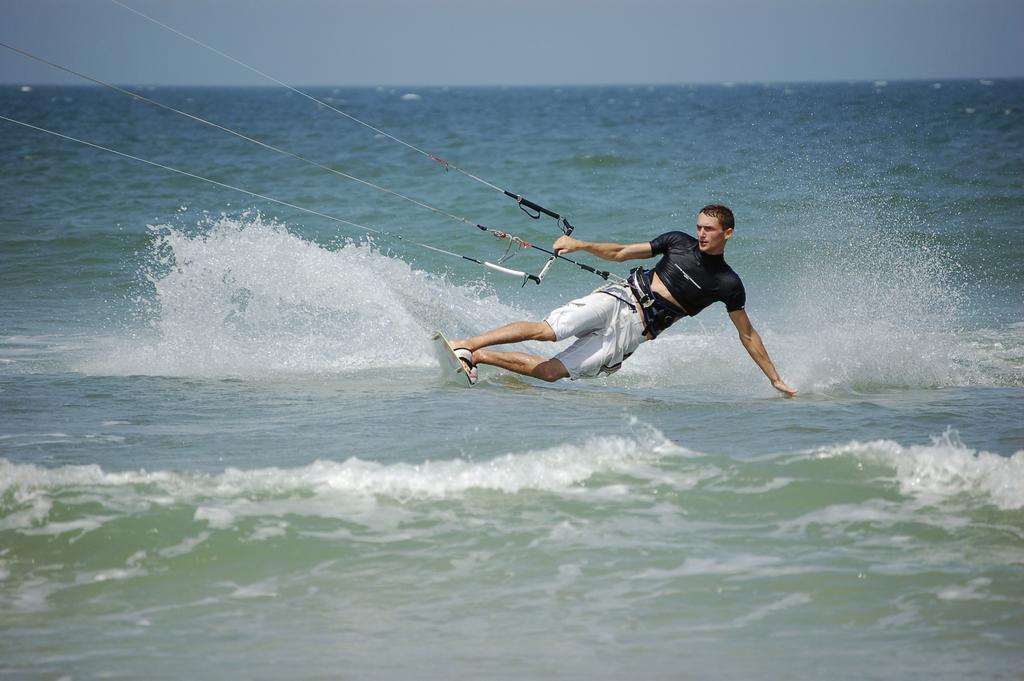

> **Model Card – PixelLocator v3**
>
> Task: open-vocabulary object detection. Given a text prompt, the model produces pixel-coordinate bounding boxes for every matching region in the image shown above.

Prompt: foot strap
[453,348,476,370]
[453,347,478,385]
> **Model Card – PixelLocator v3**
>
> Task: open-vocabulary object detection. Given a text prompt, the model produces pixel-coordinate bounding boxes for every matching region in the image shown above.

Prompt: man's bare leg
[474,349,569,382]
[449,320,556,352]
[449,320,568,382]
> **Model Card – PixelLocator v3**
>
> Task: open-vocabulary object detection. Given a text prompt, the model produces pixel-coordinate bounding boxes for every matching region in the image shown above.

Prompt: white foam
[636,554,785,579]
[816,431,1024,510]
[936,577,993,601]
[246,522,287,542]
[0,496,53,531]
[0,428,683,526]
[19,517,109,540]
[710,477,793,494]
[78,215,524,378]
[0,432,125,447]
[227,577,279,599]
[731,592,813,627]
[775,499,916,537]
[88,567,146,583]
[195,506,235,529]
[126,550,147,566]
[232,431,678,500]
[10,576,64,612]
[158,532,210,558]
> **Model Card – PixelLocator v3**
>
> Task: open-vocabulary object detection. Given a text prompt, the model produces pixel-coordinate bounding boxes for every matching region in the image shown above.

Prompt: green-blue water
[2,80,1023,680]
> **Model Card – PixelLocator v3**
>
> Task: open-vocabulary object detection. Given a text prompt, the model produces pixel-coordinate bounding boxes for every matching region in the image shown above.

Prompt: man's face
[696,212,733,255]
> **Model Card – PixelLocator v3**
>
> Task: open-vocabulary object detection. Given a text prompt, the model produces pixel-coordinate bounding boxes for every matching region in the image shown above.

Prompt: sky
[1,0,1023,86]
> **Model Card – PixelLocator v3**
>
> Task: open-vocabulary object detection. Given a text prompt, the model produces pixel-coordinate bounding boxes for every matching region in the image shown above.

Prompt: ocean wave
[0,427,683,530]
[813,430,1024,510]
[3,427,1019,541]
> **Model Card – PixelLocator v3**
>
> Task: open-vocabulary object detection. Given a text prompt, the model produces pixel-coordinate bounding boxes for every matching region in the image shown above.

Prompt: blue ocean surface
[1,79,1023,680]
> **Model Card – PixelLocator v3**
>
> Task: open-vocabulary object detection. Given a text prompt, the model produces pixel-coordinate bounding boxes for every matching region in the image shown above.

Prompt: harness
[626,267,687,339]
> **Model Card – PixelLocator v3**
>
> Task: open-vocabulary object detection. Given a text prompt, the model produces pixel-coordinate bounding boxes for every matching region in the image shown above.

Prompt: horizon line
[4,76,1021,89]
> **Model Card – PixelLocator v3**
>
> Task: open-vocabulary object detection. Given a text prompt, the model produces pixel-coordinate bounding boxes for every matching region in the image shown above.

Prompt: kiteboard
[431,331,475,386]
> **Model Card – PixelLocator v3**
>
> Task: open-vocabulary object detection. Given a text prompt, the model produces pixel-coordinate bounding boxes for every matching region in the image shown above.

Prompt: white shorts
[544,284,647,379]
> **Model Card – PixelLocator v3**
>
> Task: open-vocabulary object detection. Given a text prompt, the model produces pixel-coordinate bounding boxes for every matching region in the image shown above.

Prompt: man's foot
[453,348,478,384]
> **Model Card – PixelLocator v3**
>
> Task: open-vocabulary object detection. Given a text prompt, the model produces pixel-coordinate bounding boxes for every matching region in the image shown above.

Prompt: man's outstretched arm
[553,236,653,262]
[728,309,797,397]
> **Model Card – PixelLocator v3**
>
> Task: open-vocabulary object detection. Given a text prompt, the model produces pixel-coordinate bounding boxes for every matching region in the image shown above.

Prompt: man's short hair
[700,204,735,230]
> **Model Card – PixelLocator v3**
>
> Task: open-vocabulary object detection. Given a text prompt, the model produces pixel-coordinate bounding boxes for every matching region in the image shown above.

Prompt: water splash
[80,214,522,378]
[620,212,1022,393]
[73,213,1021,390]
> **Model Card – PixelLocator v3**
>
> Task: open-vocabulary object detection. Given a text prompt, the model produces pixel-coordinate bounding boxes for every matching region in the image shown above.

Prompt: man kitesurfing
[449,205,798,397]
[2,27,789,400]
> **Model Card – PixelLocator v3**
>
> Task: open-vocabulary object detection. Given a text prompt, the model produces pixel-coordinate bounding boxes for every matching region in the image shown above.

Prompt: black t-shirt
[647,231,745,316]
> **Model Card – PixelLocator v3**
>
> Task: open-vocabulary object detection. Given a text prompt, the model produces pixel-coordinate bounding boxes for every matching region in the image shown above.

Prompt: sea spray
[80,214,528,377]
[620,207,1018,393]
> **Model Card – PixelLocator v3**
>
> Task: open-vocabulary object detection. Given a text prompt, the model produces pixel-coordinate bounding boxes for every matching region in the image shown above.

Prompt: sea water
[1,81,1022,680]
